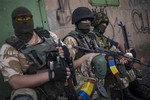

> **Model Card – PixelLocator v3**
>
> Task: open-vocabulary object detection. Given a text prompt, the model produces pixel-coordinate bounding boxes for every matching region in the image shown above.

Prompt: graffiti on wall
[128,0,150,7]
[132,9,150,34]
[56,0,71,26]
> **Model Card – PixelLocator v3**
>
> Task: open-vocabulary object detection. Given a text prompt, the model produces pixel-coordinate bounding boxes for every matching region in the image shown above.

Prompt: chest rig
[6,28,67,99]
[95,33,111,49]
[6,28,57,71]
[63,30,96,59]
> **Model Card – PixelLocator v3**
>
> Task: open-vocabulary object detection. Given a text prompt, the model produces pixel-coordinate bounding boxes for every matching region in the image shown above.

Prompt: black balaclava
[12,7,34,43]
[76,19,91,34]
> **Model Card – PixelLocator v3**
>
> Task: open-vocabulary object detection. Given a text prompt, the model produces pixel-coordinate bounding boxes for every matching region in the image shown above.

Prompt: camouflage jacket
[94,33,120,52]
[63,30,103,99]
[0,31,59,81]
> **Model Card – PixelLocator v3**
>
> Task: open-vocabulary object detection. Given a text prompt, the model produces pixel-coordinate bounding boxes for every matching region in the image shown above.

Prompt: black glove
[62,45,70,61]
[49,67,67,82]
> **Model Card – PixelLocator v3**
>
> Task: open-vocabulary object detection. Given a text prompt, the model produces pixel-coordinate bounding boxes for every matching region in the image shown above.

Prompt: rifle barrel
[73,46,150,67]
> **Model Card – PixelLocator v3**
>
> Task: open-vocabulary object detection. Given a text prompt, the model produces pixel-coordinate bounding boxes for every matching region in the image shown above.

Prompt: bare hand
[84,53,100,60]
[66,67,71,79]
[119,57,128,64]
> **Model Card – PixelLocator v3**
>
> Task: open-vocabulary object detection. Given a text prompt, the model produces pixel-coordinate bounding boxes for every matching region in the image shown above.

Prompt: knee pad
[12,95,33,100]
[91,54,107,79]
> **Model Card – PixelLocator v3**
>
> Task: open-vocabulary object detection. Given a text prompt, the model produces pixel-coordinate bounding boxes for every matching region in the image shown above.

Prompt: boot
[129,79,150,100]
[123,87,140,100]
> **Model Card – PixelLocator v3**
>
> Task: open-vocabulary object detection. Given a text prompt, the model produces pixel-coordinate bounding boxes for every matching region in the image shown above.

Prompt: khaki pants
[11,88,38,100]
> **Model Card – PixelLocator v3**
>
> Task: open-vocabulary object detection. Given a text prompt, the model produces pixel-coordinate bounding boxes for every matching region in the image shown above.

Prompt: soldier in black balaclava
[0,7,71,100]
[11,7,34,43]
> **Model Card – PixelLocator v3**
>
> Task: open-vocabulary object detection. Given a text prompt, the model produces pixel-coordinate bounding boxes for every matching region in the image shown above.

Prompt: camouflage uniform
[0,31,58,81]
[92,11,140,100]
[63,30,108,100]
[0,31,67,100]
[63,6,110,100]
[96,34,129,82]
[92,10,137,87]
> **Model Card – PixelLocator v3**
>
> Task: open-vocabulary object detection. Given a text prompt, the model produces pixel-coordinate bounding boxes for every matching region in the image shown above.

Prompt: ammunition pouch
[116,64,127,78]
[126,69,136,82]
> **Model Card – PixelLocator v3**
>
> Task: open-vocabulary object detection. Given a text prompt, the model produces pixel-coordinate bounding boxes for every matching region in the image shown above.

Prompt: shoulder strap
[5,27,50,51]
[62,30,80,45]
[5,36,26,51]
[63,31,76,39]
[34,27,50,38]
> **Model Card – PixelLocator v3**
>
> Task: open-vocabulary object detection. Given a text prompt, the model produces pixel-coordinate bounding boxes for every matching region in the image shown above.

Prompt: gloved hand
[49,67,67,82]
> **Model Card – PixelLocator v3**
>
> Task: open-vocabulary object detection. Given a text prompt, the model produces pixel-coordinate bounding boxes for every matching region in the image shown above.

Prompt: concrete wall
[44,0,91,38]
[44,0,150,61]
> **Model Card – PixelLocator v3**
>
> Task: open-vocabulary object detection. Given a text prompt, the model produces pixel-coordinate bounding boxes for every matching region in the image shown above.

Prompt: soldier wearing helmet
[92,11,150,100]
[72,7,94,33]
[63,7,110,100]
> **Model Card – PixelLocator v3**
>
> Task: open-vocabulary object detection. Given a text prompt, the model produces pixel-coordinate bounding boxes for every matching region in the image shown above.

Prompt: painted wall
[44,0,150,62]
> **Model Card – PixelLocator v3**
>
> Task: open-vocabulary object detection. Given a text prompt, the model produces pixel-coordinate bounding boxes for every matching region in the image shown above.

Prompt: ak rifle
[118,21,130,50]
[58,39,77,100]
[118,21,137,58]
[73,45,150,67]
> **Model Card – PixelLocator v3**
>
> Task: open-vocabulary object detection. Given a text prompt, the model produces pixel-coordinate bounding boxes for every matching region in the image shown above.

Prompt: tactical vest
[6,28,65,99]
[6,28,56,71]
[63,31,110,98]
[95,33,111,49]
[94,32,119,51]
[63,30,96,59]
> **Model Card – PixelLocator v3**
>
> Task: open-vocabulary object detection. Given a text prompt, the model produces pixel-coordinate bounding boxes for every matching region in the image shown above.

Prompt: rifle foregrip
[72,71,77,86]
[69,64,77,86]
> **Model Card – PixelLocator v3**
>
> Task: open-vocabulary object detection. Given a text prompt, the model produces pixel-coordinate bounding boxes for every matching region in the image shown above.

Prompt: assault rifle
[118,22,130,50]
[58,39,77,100]
[118,21,136,58]
[73,45,150,67]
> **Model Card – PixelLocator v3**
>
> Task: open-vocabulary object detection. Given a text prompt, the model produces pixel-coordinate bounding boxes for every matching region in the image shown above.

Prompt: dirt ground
[135,45,150,88]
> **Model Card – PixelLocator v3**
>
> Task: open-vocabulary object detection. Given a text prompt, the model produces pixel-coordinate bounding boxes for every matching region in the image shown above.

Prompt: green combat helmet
[91,11,109,27]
